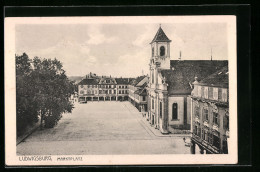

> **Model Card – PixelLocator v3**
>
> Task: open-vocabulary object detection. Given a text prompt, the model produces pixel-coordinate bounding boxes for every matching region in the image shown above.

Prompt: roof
[115,78,133,85]
[150,26,171,44]
[161,60,228,95]
[134,88,147,96]
[199,66,229,88]
[78,78,100,85]
[130,75,147,86]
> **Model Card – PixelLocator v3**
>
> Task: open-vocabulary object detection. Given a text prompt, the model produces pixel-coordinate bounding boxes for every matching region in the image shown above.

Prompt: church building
[147,26,228,134]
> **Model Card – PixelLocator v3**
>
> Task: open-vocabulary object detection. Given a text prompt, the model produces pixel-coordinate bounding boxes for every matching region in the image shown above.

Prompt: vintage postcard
[5,16,237,165]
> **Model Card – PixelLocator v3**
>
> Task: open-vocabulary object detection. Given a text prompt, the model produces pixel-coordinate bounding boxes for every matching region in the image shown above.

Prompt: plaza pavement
[17,101,190,155]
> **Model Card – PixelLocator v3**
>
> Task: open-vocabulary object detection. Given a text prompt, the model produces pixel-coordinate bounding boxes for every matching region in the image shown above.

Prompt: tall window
[143,96,146,101]
[172,103,178,120]
[223,115,229,130]
[152,47,154,57]
[203,108,209,121]
[213,112,219,125]
[160,46,165,56]
[160,102,162,118]
[213,132,220,149]
[152,99,154,109]
[195,106,200,118]
[119,90,121,94]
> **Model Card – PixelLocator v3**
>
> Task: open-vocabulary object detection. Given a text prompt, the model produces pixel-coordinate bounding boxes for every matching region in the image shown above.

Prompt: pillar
[91,97,93,101]
[98,97,99,101]
[104,96,105,101]
[116,96,118,101]
[110,97,111,101]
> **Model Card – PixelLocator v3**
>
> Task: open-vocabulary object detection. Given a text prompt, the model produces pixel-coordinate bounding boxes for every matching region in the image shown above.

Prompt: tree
[16,53,74,135]
[30,57,74,128]
[16,53,39,135]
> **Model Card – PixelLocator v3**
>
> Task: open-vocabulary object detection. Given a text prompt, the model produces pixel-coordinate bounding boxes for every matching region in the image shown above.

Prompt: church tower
[150,25,171,69]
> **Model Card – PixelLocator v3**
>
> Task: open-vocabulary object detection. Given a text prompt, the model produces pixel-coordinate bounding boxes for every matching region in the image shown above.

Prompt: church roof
[161,60,228,95]
[150,26,171,44]
[199,66,229,88]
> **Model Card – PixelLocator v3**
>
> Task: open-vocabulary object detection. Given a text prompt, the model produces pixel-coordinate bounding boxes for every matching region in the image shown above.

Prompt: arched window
[160,102,162,118]
[160,46,165,56]
[152,47,154,57]
[172,103,178,120]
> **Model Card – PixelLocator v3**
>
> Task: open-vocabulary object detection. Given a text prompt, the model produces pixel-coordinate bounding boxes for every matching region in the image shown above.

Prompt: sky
[15,22,228,77]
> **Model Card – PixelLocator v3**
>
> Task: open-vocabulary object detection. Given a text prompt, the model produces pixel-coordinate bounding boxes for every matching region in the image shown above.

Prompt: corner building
[147,26,228,134]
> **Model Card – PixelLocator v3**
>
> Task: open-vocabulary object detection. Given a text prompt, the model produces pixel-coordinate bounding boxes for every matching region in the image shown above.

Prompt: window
[160,102,162,118]
[204,87,208,99]
[172,103,178,120]
[222,88,228,102]
[152,47,154,57]
[198,86,201,97]
[222,139,228,154]
[105,90,108,94]
[109,90,112,94]
[80,90,84,94]
[119,86,121,88]
[122,86,124,88]
[201,87,204,97]
[119,90,121,94]
[126,86,128,88]
[160,46,165,56]
[195,106,200,118]
[208,132,213,144]
[114,90,116,94]
[152,99,154,109]
[203,108,209,121]
[143,96,146,101]
[213,87,218,100]
[99,90,102,94]
[223,115,229,130]
[213,133,220,149]
[213,112,219,125]
[122,90,124,94]
[194,125,198,135]
[109,85,111,88]
[209,87,213,99]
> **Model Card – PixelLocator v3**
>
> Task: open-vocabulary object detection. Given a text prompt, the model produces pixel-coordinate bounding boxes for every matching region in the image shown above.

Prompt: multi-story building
[115,78,131,101]
[190,66,229,154]
[147,25,228,134]
[129,75,149,112]
[78,74,134,102]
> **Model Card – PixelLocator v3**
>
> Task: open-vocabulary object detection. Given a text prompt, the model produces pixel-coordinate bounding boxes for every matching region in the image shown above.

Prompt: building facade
[78,74,135,102]
[147,26,228,134]
[129,76,149,112]
[190,66,229,154]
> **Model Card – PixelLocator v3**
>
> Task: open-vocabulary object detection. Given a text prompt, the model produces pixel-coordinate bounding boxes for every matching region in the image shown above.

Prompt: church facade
[147,26,228,134]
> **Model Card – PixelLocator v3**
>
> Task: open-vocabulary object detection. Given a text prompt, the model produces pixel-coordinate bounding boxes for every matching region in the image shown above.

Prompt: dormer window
[160,46,165,56]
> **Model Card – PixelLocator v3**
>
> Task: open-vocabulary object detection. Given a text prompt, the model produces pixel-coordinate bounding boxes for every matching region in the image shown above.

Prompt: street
[17,101,190,155]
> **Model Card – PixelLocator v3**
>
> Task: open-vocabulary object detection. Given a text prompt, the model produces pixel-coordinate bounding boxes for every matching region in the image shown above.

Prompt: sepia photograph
[5,15,237,165]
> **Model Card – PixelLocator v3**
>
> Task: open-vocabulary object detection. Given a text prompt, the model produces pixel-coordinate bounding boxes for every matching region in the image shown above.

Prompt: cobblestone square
[17,101,190,155]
